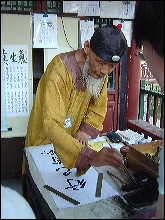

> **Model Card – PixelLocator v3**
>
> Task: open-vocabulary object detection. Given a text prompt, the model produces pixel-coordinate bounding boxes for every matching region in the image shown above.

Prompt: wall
[1,14,33,138]
[1,13,78,177]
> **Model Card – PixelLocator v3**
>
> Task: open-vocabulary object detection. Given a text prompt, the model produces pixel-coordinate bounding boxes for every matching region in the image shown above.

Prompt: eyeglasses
[134,51,145,61]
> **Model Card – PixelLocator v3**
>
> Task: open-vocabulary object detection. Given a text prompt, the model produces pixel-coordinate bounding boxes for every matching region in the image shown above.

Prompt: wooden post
[41,1,47,12]
[125,39,141,128]
[139,80,145,120]
[35,1,42,11]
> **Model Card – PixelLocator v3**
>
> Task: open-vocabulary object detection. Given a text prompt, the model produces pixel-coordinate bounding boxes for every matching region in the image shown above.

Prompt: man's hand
[90,147,124,168]
[74,130,89,146]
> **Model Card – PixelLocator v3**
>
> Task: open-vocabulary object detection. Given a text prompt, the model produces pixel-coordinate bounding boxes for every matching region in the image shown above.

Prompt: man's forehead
[91,49,118,65]
[95,54,118,65]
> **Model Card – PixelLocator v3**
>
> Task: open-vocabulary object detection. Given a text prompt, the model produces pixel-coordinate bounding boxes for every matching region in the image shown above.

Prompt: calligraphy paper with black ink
[27,144,119,209]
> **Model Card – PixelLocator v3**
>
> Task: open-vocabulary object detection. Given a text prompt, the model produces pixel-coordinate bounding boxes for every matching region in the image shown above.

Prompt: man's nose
[100,65,110,75]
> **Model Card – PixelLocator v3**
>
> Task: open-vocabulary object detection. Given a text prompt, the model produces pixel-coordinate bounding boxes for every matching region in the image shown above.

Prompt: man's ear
[84,40,90,55]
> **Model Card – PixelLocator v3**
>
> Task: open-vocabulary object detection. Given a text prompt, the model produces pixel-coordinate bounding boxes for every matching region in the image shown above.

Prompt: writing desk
[24,144,157,219]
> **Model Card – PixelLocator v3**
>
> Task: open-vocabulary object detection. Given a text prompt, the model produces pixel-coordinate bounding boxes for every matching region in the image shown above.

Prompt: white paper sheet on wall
[63,1,80,13]
[1,17,8,131]
[100,1,136,19]
[2,45,29,117]
[113,20,133,47]
[78,1,100,16]
[1,53,8,131]
[33,13,58,48]
[79,20,94,48]
[120,1,136,19]
[100,1,121,18]
[27,144,119,209]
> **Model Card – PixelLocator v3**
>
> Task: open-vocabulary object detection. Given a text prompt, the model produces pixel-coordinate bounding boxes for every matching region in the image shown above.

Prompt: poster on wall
[79,20,94,48]
[100,1,121,18]
[32,13,58,48]
[78,1,100,16]
[1,53,7,131]
[63,1,80,13]
[1,17,8,131]
[120,1,136,19]
[2,45,29,117]
[113,20,133,47]
[100,1,136,19]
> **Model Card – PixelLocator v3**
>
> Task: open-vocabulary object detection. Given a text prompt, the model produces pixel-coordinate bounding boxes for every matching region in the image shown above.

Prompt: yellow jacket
[23,51,108,174]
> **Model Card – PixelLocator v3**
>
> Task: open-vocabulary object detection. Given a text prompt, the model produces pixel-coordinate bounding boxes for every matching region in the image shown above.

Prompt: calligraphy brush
[107,171,127,185]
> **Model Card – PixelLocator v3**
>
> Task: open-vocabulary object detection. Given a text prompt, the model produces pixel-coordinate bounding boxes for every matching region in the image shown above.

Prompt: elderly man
[22,25,127,190]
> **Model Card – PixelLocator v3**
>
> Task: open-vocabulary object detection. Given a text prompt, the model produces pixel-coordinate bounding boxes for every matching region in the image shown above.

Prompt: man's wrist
[75,146,96,171]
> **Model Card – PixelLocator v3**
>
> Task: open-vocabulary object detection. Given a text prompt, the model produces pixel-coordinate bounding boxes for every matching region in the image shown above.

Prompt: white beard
[81,55,105,99]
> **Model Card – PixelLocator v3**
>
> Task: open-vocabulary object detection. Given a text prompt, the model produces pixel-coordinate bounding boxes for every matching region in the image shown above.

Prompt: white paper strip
[28,144,119,209]
[2,45,29,117]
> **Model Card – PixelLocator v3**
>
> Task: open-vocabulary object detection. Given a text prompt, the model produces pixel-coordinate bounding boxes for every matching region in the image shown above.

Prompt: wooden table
[23,144,157,219]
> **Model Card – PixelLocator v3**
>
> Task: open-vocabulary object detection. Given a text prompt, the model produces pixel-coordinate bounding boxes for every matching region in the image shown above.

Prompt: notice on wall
[32,13,58,48]
[1,53,7,131]
[2,45,29,117]
[113,20,133,47]
[120,1,136,19]
[63,1,80,13]
[78,1,100,16]
[100,1,136,19]
[27,144,119,209]
[79,20,94,48]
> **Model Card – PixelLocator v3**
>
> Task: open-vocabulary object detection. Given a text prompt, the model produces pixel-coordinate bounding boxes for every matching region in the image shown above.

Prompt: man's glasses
[134,51,145,61]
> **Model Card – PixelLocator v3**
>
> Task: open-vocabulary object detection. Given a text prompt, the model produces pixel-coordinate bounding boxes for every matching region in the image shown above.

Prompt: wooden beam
[127,119,164,140]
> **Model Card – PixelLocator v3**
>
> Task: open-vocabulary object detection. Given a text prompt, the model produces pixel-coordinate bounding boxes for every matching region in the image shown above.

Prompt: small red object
[116,24,122,30]
[120,146,129,154]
